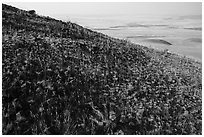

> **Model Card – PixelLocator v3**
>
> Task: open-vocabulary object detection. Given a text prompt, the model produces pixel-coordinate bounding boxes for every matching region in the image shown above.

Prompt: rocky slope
[2,4,202,135]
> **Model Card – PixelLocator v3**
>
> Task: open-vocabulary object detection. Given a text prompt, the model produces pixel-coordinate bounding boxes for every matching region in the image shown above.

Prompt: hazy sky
[5,2,202,17]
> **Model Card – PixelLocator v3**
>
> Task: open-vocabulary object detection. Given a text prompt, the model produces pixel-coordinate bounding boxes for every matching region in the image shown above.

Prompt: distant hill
[2,4,202,135]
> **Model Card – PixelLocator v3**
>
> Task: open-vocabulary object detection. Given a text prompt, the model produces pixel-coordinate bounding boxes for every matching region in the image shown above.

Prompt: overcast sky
[5,2,202,17]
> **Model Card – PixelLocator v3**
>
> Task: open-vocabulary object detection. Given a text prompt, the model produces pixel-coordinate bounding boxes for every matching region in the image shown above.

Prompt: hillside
[2,4,202,135]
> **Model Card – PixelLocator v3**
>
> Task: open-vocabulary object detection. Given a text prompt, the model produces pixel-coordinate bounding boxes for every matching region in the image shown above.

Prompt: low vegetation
[2,4,202,135]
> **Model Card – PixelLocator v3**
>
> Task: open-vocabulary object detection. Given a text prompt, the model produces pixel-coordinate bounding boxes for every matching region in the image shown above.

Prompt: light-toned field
[60,14,202,61]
